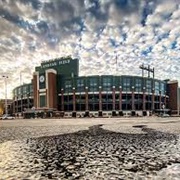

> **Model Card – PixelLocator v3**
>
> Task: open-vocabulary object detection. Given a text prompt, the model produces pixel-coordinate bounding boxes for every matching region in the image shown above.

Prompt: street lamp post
[20,71,23,85]
[27,93,30,109]
[2,75,8,116]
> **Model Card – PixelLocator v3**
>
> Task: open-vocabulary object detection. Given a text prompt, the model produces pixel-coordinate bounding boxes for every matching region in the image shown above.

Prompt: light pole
[20,71,22,85]
[2,75,8,116]
[27,93,30,109]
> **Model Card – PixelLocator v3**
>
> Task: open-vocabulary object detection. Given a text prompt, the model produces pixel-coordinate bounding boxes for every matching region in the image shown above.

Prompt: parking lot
[0,117,180,179]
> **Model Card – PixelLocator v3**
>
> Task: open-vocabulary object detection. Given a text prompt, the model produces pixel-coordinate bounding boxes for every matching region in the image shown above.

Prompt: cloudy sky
[0,0,180,99]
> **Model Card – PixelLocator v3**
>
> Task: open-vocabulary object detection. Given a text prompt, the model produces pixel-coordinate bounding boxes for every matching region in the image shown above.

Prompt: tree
[0,99,5,115]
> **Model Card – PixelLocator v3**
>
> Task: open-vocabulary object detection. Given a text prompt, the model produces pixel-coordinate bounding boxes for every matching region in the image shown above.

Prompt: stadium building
[12,57,180,118]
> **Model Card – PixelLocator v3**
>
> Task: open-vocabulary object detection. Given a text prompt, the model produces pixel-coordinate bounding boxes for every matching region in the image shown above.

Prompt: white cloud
[0,0,180,99]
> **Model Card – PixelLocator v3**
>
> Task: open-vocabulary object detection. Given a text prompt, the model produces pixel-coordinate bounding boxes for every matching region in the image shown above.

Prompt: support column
[61,89,64,112]
[46,69,57,109]
[21,95,23,114]
[119,86,123,116]
[13,97,15,115]
[152,88,155,112]
[164,91,167,107]
[33,72,39,108]
[98,86,102,117]
[131,86,135,116]
[85,86,89,117]
[143,87,146,116]
[112,86,116,116]
[72,87,76,117]
[159,91,162,109]
[60,89,64,118]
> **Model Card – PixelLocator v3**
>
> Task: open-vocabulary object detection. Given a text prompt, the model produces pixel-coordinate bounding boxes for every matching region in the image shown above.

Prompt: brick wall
[47,72,57,109]
[167,81,178,112]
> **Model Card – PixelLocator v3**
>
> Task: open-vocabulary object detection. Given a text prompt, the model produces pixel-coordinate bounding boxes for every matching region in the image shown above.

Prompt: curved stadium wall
[12,83,33,115]
[12,75,168,117]
[60,75,167,117]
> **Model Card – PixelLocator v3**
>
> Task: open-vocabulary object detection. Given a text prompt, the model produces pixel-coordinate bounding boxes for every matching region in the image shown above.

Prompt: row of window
[63,94,166,102]
[13,85,33,96]
[12,78,166,96]
[64,86,166,95]
[64,78,166,94]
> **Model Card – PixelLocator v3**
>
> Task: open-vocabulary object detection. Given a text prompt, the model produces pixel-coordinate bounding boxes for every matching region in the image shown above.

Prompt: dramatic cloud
[0,0,180,98]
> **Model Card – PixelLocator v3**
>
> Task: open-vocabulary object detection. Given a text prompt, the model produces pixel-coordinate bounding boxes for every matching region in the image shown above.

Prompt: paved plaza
[0,117,180,179]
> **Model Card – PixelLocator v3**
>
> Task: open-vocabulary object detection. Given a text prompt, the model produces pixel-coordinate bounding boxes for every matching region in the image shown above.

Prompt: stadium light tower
[139,64,155,111]
[139,64,154,78]
[2,75,8,116]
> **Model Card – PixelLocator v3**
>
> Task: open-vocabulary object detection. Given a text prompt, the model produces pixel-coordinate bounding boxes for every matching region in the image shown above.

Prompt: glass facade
[123,77,131,92]
[146,80,152,93]
[102,77,111,91]
[65,80,72,93]
[61,76,168,112]
[13,83,34,113]
[13,75,168,114]
[155,81,160,95]
[89,78,98,92]
[160,82,165,95]
[77,79,84,92]
[23,85,27,94]
[135,78,142,92]
[76,94,85,111]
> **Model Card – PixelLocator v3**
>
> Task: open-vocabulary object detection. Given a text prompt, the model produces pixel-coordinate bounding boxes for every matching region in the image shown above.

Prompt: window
[123,77,131,91]
[90,78,98,92]
[18,87,21,95]
[102,77,111,91]
[103,77,111,87]
[155,81,159,94]
[77,79,84,87]
[30,85,33,92]
[90,78,97,86]
[23,86,27,93]
[146,80,152,93]
[135,79,142,92]
[65,80,72,92]
[77,79,84,91]
[14,89,17,96]
[160,82,165,95]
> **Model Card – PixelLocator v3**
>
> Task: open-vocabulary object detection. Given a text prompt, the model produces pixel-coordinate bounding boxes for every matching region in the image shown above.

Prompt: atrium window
[14,89,17,96]
[146,80,152,93]
[18,87,21,95]
[135,78,142,92]
[123,77,131,92]
[160,82,165,95]
[103,77,111,87]
[65,80,72,93]
[77,79,84,92]
[23,86,27,94]
[155,81,159,95]
[89,78,98,92]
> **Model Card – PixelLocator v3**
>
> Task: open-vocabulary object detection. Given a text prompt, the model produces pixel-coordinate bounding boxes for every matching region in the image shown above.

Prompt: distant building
[0,99,13,115]
[12,57,179,117]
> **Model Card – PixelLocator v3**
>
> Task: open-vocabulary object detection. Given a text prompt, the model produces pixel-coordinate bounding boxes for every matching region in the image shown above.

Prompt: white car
[1,115,15,120]
[161,113,170,118]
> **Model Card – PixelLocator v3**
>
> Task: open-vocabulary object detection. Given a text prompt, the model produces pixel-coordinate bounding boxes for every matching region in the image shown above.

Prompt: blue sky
[0,0,180,98]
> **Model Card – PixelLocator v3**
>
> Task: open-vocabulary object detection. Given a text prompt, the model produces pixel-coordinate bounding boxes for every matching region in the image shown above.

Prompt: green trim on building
[35,57,79,78]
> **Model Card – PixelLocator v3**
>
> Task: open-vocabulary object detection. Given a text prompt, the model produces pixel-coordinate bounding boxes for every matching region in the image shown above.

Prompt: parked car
[0,114,15,120]
[161,113,170,118]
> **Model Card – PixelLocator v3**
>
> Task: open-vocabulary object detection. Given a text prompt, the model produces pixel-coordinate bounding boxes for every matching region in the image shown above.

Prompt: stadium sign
[41,59,70,68]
